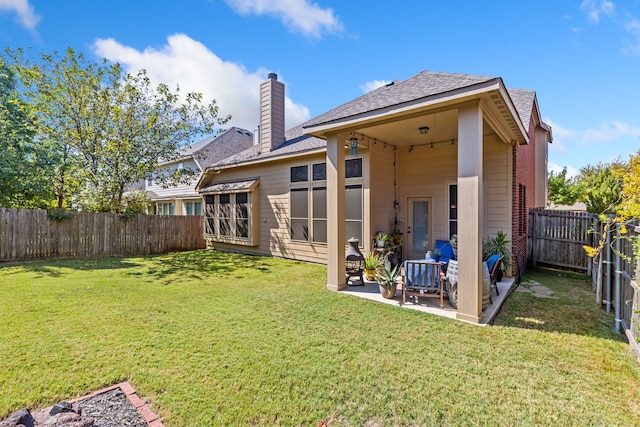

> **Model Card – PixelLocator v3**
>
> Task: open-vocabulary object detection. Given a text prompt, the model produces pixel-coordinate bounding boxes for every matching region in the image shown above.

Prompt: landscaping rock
[0,408,34,427]
[42,413,93,427]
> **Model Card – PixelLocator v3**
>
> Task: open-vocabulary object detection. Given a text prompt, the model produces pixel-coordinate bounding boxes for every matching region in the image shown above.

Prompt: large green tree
[548,167,583,206]
[9,48,229,212]
[578,161,624,214]
[0,58,51,208]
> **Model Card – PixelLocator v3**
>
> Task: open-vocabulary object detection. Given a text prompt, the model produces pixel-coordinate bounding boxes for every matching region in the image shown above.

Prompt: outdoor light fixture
[349,137,358,157]
[419,126,430,134]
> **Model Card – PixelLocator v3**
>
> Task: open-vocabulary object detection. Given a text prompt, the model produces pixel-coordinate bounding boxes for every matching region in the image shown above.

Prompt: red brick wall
[512,122,537,277]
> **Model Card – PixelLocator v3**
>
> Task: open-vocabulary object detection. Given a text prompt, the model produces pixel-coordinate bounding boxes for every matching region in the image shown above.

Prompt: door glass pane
[412,201,429,252]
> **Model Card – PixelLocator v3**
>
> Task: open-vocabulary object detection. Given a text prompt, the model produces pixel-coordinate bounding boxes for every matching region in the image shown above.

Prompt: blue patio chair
[435,239,455,263]
[402,260,446,307]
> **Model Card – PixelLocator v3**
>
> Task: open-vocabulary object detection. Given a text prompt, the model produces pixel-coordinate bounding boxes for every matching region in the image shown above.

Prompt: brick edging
[68,381,164,427]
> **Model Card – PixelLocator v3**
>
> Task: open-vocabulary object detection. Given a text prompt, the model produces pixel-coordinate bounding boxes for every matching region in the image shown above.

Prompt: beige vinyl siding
[483,138,511,238]
[203,152,330,264]
[396,142,458,250]
[369,142,395,251]
[147,158,201,200]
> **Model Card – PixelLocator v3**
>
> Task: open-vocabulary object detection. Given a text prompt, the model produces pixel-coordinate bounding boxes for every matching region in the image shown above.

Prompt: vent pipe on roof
[259,73,285,153]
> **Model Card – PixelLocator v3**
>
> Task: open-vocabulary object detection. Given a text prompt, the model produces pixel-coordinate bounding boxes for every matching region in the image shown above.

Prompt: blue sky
[1,0,639,177]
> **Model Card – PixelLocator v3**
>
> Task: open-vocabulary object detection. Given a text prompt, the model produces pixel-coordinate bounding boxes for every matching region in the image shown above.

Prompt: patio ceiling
[353,109,504,149]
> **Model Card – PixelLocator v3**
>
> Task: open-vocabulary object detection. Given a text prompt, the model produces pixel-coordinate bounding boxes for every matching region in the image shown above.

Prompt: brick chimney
[259,73,285,153]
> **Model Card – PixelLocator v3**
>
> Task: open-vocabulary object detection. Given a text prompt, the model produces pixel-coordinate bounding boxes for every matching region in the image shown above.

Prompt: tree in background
[8,48,229,212]
[619,149,640,218]
[0,58,51,208]
[547,167,583,207]
[577,161,624,214]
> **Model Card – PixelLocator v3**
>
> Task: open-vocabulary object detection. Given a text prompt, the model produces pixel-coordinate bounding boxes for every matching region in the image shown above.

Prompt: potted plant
[482,230,513,281]
[431,247,443,262]
[374,232,388,248]
[375,265,400,299]
[364,252,382,280]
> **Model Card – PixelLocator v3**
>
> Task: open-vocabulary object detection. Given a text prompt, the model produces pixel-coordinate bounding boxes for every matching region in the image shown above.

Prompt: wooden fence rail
[0,208,205,262]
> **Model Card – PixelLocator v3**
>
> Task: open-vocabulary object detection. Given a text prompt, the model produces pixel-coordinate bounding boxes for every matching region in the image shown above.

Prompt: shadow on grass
[493,268,626,342]
[141,250,280,283]
[0,250,282,282]
[0,257,141,277]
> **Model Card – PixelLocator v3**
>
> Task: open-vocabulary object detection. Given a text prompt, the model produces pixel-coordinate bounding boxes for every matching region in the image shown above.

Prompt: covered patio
[303,72,539,323]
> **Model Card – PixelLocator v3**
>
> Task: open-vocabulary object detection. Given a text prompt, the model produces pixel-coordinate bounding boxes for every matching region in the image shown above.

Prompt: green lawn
[1,251,639,426]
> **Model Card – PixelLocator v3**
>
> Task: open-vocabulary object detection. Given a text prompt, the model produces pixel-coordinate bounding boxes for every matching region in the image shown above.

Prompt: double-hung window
[185,201,202,216]
[157,202,174,215]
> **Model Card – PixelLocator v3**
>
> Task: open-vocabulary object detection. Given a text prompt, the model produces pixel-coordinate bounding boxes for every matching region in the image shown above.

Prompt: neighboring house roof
[189,127,255,170]
[207,125,326,170]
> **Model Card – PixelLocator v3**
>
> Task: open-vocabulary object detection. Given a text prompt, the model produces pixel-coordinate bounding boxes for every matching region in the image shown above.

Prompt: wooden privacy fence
[528,208,596,272]
[0,208,206,262]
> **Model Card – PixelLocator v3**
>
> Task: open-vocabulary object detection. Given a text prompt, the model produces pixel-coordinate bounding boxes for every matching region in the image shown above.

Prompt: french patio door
[407,197,431,260]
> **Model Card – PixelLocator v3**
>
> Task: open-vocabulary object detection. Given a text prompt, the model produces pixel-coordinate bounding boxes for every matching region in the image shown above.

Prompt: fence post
[531,209,538,268]
[615,223,622,333]
[605,224,613,313]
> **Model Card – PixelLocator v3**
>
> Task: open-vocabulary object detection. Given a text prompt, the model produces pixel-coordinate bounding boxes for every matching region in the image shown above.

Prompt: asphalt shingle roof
[210,125,326,168]
[303,71,499,128]
[506,88,536,131]
[206,71,540,170]
[184,127,255,170]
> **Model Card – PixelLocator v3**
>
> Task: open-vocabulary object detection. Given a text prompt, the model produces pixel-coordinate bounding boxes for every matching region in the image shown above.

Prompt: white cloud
[542,117,574,153]
[548,162,580,179]
[359,79,391,93]
[224,0,343,38]
[92,34,310,132]
[622,18,640,56]
[580,0,615,24]
[0,0,40,30]
[582,120,640,143]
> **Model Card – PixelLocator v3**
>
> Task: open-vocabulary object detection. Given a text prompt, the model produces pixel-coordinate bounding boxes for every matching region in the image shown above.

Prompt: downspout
[614,223,622,334]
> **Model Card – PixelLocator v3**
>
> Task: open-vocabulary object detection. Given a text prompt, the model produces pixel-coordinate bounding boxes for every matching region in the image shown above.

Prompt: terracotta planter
[378,282,398,299]
[365,269,376,280]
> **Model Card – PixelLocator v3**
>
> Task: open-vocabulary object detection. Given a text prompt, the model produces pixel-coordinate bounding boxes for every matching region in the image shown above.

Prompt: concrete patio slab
[341,277,516,325]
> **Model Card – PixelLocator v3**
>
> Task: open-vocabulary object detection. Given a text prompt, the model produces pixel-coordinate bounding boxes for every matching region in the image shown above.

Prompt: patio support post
[456,104,484,323]
[326,133,347,290]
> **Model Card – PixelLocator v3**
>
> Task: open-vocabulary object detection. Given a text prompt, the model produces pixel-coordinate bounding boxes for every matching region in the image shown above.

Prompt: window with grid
[289,158,362,244]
